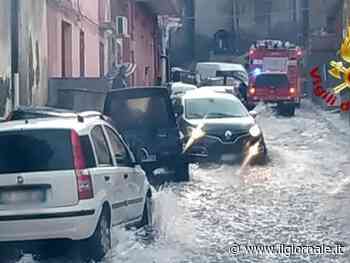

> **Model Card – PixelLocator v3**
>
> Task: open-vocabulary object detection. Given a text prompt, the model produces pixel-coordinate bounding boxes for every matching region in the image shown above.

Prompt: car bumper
[248,97,297,104]
[0,201,102,242]
[187,134,265,163]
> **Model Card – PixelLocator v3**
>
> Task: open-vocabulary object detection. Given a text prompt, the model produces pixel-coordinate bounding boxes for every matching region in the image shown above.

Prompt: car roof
[171,82,197,89]
[257,72,288,76]
[0,116,109,135]
[13,106,74,114]
[183,89,240,101]
[196,62,246,72]
[107,86,167,94]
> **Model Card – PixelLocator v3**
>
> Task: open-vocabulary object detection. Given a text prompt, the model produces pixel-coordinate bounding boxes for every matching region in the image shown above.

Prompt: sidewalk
[306,99,350,136]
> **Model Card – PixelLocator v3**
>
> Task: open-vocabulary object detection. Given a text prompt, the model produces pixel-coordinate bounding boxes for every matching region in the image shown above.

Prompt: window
[290,0,297,22]
[79,30,85,77]
[0,129,73,174]
[91,126,112,166]
[254,0,272,33]
[107,96,173,130]
[62,21,72,77]
[105,127,132,166]
[80,135,96,168]
[255,74,289,88]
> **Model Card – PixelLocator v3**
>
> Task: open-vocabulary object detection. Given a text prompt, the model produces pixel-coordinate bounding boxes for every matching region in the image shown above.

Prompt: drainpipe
[11,0,19,109]
[159,16,182,85]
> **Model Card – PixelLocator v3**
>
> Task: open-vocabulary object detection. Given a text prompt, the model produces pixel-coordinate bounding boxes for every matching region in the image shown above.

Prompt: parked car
[5,106,113,122]
[199,85,237,95]
[195,62,248,86]
[0,115,152,261]
[104,87,190,184]
[168,82,197,101]
[173,89,267,164]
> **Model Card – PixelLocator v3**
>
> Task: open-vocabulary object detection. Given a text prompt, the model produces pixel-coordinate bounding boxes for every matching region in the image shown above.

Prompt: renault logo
[224,130,233,140]
[17,176,24,185]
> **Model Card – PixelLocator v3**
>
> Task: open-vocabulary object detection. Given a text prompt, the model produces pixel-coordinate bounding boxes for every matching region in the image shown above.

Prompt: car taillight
[289,87,296,94]
[71,130,94,200]
[249,86,256,95]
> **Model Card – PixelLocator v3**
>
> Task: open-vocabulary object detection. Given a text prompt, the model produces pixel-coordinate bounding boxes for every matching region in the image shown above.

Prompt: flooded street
[16,102,350,263]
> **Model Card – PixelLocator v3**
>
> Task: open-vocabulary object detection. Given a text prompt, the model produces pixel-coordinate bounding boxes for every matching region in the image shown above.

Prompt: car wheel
[138,192,153,228]
[86,209,111,261]
[285,104,296,116]
[255,143,268,165]
[174,159,190,182]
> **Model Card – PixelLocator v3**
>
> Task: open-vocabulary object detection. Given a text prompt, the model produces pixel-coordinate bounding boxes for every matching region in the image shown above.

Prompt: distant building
[186,0,341,63]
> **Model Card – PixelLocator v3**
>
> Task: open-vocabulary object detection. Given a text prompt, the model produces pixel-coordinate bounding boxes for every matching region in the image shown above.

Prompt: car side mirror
[249,110,258,119]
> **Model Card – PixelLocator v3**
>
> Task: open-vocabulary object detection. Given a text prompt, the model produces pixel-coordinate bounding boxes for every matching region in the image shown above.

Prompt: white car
[0,114,152,261]
[195,62,248,84]
[169,82,197,100]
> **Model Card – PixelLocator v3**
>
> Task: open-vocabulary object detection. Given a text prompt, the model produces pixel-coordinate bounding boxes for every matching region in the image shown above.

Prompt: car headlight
[249,124,261,137]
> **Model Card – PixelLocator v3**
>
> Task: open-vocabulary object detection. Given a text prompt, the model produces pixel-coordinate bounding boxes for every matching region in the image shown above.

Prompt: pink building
[47,0,111,78]
[111,0,183,86]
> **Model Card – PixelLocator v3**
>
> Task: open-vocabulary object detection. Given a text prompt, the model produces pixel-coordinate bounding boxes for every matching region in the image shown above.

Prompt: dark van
[104,87,189,183]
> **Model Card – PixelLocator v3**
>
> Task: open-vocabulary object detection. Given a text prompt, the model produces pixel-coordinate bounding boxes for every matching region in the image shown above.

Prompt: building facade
[47,0,112,78]
[111,0,183,86]
[190,0,342,63]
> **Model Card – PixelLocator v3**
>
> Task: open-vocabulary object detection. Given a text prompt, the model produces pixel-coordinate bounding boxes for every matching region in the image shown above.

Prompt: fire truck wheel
[277,103,295,117]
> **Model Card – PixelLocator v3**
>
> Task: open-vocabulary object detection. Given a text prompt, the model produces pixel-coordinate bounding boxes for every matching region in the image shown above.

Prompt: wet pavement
[10,101,350,262]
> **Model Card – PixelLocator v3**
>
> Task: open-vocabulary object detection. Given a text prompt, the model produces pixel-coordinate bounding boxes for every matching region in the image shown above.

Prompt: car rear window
[107,96,173,130]
[255,74,289,87]
[0,129,74,174]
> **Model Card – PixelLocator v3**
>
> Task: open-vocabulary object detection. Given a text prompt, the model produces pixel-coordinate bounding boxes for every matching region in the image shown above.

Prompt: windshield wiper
[207,112,241,118]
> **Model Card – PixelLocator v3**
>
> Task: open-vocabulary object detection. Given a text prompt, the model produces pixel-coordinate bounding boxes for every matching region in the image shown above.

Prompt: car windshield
[255,74,289,87]
[185,97,248,119]
[107,96,173,130]
[0,129,73,174]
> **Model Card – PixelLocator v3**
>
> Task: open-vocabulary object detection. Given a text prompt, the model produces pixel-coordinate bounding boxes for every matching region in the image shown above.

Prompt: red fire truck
[247,40,303,116]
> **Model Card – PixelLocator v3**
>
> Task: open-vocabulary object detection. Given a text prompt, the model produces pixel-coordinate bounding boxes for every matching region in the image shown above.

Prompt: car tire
[138,192,153,228]
[285,104,296,117]
[85,209,111,262]
[277,103,295,117]
[174,159,190,182]
[255,143,268,165]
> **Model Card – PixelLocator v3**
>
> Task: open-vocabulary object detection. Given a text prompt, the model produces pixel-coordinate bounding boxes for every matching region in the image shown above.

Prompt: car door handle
[104,176,111,182]
[124,174,128,179]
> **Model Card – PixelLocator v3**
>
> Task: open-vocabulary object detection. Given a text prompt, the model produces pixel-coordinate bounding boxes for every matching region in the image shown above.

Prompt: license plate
[0,189,46,205]
[221,154,238,162]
